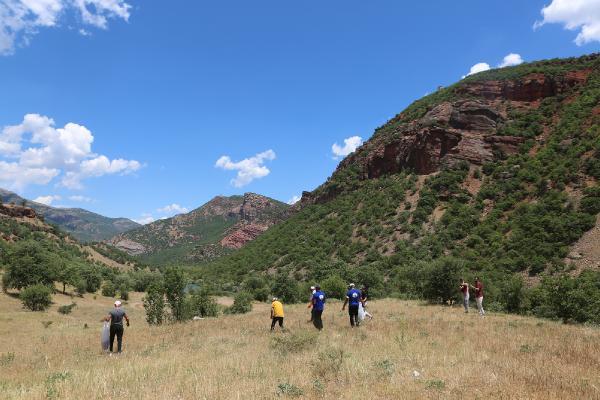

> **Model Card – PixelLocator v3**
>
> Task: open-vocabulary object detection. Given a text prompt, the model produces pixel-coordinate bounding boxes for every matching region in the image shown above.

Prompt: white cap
[349,283,355,287]
[114,300,122,307]
[272,297,278,301]
[310,286,315,290]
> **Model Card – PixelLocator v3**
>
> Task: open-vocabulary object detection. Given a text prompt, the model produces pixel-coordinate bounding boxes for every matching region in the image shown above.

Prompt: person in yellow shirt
[271,297,285,331]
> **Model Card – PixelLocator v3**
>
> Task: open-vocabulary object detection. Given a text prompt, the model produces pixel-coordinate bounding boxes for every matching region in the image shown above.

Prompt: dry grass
[1,291,599,400]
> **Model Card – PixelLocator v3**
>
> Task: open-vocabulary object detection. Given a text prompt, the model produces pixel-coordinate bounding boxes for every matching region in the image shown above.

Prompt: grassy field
[0,291,599,399]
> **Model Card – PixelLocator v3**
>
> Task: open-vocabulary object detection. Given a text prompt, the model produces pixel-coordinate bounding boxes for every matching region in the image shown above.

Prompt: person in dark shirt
[342,283,362,327]
[105,300,130,353]
[311,285,326,331]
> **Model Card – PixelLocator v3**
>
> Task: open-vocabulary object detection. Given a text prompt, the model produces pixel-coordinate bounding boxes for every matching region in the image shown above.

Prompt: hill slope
[0,189,140,242]
[108,193,290,264]
[202,54,600,309]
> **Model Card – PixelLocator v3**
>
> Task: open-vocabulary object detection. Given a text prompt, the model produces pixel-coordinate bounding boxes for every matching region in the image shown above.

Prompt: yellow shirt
[272,301,284,317]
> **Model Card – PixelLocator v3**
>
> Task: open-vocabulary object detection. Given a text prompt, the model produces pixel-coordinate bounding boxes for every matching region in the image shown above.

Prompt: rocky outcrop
[106,238,147,255]
[0,204,37,219]
[220,223,270,249]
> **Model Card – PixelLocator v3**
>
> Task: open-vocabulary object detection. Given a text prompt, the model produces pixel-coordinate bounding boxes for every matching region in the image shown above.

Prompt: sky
[0,0,599,224]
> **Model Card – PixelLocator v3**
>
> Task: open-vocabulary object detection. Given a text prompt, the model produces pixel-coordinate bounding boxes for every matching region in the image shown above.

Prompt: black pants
[349,305,359,327]
[109,324,124,353]
[271,317,284,330]
[313,310,323,330]
[310,308,315,322]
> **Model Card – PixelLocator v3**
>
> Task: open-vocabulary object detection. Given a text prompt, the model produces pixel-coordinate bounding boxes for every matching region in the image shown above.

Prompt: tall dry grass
[0,290,599,399]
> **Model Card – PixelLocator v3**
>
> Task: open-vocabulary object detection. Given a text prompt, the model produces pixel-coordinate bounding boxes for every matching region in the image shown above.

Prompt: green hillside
[109,193,290,265]
[0,189,140,242]
[198,54,600,322]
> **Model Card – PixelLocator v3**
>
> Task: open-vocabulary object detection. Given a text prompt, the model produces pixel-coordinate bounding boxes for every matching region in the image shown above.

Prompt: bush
[164,267,187,321]
[20,284,53,311]
[271,274,301,304]
[228,291,253,314]
[321,275,346,299]
[143,282,166,325]
[101,281,116,297]
[422,257,464,304]
[270,331,318,355]
[185,290,219,318]
[58,303,77,315]
[119,286,129,301]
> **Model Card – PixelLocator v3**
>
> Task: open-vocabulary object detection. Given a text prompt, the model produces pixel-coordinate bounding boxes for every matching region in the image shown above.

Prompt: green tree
[271,274,301,304]
[422,257,464,304]
[101,281,116,297]
[2,240,58,290]
[143,282,166,325]
[164,267,187,321]
[321,275,347,299]
[228,291,253,314]
[20,284,53,311]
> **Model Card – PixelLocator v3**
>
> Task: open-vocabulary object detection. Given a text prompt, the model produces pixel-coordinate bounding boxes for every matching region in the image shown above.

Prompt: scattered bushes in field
[228,292,253,314]
[58,303,77,315]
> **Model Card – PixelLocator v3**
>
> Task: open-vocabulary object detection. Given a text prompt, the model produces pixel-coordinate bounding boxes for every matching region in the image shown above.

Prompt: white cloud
[0,0,131,55]
[535,0,600,45]
[68,194,92,202]
[287,195,301,205]
[33,194,61,205]
[156,203,188,215]
[133,213,155,225]
[332,136,363,159]
[215,149,276,187]
[498,53,524,68]
[463,62,491,78]
[0,113,142,191]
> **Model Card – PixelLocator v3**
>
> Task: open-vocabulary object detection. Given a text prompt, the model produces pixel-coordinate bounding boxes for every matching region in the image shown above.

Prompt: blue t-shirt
[312,291,326,311]
[347,289,361,306]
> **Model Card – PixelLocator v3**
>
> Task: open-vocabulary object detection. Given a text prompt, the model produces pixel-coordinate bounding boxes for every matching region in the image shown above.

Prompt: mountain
[108,193,290,264]
[0,202,135,272]
[202,54,600,309]
[0,189,140,242]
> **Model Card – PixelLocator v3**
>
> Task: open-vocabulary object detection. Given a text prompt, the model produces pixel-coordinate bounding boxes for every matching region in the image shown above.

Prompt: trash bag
[358,303,366,323]
[101,322,110,351]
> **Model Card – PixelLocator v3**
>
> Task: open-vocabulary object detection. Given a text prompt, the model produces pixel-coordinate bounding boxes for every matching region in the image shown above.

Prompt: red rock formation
[220,223,270,249]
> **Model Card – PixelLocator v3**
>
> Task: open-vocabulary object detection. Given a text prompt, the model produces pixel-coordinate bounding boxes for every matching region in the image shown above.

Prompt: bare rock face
[220,223,270,249]
[0,204,37,219]
[106,238,147,255]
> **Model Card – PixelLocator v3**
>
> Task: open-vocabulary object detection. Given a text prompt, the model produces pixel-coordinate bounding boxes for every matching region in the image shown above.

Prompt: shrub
[271,274,301,304]
[422,257,464,304]
[186,290,219,318]
[143,282,166,325]
[228,291,253,314]
[270,331,318,355]
[58,303,77,315]
[164,267,187,321]
[20,284,53,311]
[101,281,116,297]
[119,286,129,301]
[321,275,346,299]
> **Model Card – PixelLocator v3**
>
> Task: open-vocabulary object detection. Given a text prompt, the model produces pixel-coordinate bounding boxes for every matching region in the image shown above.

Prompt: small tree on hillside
[143,282,166,325]
[271,274,301,304]
[321,275,347,299]
[164,267,187,321]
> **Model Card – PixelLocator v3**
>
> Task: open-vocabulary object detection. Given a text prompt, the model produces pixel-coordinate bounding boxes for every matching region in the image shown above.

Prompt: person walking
[360,285,373,320]
[472,277,485,316]
[459,278,470,313]
[307,285,316,323]
[270,297,285,331]
[311,285,326,331]
[342,283,362,327]
[105,300,129,354]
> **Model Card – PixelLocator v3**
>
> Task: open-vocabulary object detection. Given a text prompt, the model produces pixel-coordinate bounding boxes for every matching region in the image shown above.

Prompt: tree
[186,289,219,318]
[271,274,301,304]
[321,275,347,299]
[228,291,253,314]
[101,281,116,297]
[2,241,57,290]
[422,257,464,304]
[80,265,102,293]
[164,267,187,321]
[143,282,166,325]
[20,284,53,311]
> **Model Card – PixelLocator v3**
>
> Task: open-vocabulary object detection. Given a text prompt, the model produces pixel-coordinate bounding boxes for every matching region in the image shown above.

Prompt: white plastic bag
[101,322,110,351]
[358,303,366,322]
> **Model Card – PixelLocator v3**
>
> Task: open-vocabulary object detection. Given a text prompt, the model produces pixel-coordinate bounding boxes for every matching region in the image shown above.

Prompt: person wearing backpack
[311,285,326,331]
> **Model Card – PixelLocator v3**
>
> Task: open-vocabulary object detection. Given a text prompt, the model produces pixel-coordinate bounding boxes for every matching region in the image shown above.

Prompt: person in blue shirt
[311,285,326,331]
[342,283,362,327]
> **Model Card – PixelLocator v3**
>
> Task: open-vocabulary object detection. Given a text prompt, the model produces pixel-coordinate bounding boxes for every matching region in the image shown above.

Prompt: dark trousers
[310,308,315,322]
[313,310,323,330]
[109,324,124,353]
[271,317,284,330]
[349,305,359,327]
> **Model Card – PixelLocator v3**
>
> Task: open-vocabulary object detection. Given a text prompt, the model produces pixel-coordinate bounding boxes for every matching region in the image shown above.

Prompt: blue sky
[0,0,598,223]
